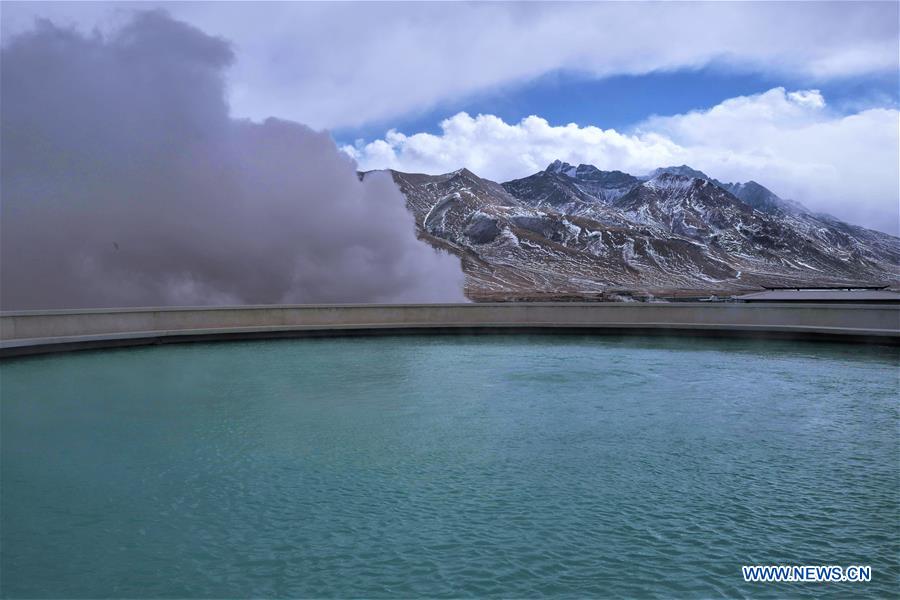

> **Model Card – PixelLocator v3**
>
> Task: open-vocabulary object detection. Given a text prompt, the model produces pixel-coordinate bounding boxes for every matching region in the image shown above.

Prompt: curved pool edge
[2,303,898,357]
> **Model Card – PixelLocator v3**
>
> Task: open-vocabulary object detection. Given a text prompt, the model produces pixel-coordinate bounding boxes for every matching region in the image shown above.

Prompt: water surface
[2,335,898,598]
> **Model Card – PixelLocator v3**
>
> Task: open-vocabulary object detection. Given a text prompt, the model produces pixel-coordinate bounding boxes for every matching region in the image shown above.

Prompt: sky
[2,1,899,234]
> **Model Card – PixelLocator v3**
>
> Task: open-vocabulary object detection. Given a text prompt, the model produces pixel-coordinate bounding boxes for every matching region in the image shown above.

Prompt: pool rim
[2,302,898,357]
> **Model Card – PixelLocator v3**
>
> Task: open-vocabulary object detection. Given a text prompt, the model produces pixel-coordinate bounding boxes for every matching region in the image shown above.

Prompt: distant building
[735,286,900,304]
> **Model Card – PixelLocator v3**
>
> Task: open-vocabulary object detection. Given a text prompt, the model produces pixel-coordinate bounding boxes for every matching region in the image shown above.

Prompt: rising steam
[0,11,466,309]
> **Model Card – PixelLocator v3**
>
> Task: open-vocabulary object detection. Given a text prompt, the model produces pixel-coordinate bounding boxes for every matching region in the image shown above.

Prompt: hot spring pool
[1,335,898,598]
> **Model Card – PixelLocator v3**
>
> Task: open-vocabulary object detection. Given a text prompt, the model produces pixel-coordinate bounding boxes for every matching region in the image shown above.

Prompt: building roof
[735,289,900,303]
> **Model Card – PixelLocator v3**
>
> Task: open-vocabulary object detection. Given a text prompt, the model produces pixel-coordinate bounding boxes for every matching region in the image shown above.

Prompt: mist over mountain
[0,12,465,310]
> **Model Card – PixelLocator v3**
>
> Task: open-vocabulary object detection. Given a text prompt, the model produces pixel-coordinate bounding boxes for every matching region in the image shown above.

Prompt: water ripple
[1,335,897,598]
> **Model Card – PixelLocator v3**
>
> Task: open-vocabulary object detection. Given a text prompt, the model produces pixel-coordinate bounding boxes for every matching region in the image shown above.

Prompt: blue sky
[333,68,900,145]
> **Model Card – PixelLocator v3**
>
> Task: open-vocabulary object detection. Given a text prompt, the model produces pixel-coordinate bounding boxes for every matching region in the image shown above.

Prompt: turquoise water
[1,335,898,598]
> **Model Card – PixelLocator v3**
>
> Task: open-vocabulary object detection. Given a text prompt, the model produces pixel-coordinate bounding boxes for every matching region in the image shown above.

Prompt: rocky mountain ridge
[364,162,899,300]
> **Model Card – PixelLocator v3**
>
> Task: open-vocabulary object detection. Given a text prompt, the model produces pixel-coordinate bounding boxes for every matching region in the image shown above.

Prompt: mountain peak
[722,179,808,215]
[648,165,711,181]
[643,171,704,192]
[546,160,577,176]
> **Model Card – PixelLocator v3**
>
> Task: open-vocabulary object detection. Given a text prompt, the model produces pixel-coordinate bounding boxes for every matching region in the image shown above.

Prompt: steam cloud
[0,12,466,309]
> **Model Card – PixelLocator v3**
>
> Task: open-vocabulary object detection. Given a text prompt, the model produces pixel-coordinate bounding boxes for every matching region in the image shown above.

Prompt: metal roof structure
[735,289,900,303]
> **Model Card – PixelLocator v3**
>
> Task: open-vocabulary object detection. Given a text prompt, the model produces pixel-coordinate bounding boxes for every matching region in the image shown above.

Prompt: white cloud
[345,115,677,182]
[2,2,897,129]
[346,88,900,235]
[787,90,827,109]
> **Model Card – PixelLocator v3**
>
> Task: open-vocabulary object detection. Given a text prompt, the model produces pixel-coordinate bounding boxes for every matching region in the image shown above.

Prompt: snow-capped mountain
[718,180,808,216]
[646,165,712,181]
[504,161,640,214]
[363,162,899,299]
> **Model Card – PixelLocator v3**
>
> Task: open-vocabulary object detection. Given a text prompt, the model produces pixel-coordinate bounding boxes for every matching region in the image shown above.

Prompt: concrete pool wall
[2,303,898,357]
